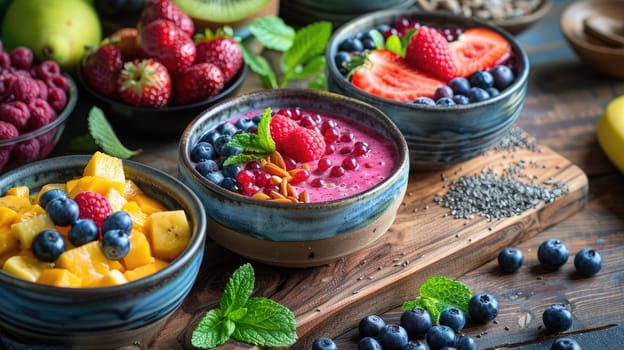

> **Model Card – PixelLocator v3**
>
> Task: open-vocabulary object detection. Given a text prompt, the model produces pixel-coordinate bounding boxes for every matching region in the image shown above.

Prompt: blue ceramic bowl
[0,155,207,349]
[326,9,530,170]
[178,89,409,268]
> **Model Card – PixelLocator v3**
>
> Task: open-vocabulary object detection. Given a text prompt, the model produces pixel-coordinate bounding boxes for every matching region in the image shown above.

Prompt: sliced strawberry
[351,50,446,102]
[451,28,512,78]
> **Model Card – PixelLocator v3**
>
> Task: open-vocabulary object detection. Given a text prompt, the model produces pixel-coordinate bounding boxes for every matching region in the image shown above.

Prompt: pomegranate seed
[317,157,332,172]
[323,127,340,143]
[246,161,262,170]
[290,107,302,120]
[241,182,260,196]
[325,144,336,155]
[299,115,316,129]
[311,113,322,124]
[340,146,352,155]
[340,131,355,143]
[353,141,370,156]
[330,166,345,177]
[342,156,358,170]
[310,178,326,188]
[236,170,255,186]
[321,120,338,132]
[394,17,411,31]
[283,156,297,170]
[254,171,272,187]
[290,169,310,184]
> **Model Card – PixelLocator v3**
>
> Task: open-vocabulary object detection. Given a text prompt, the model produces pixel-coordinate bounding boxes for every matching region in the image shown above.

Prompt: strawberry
[405,26,457,82]
[139,19,196,75]
[451,27,512,78]
[171,62,224,105]
[283,127,326,163]
[74,191,112,234]
[139,0,194,37]
[117,59,171,107]
[108,27,141,60]
[270,114,299,149]
[194,30,243,84]
[82,43,124,98]
[351,49,446,102]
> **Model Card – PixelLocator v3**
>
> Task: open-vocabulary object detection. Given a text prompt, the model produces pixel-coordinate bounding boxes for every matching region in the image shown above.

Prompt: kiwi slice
[173,0,271,22]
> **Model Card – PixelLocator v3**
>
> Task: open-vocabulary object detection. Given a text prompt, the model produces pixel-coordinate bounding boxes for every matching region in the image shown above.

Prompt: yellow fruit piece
[3,255,52,282]
[36,268,82,287]
[123,259,168,282]
[5,186,29,198]
[106,187,128,212]
[83,151,125,190]
[122,230,152,270]
[135,193,168,214]
[67,176,124,198]
[145,210,191,261]
[14,204,45,223]
[11,213,55,248]
[0,226,19,256]
[123,179,144,200]
[0,195,31,212]
[90,269,128,287]
[0,207,17,227]
[33,183,66,206]
[597,95,624,174]
[121,201,147,233]
[56,241,114,286]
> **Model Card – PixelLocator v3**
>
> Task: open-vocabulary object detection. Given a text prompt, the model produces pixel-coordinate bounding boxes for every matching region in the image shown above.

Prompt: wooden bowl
[560,0,624,79]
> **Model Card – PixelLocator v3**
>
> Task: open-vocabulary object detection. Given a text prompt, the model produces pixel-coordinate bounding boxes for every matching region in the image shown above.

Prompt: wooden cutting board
[142,140,589,350]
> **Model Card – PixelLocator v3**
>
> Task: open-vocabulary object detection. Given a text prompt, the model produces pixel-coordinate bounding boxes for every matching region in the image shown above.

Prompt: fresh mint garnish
[223,108,275,166]
[191,263,297,349]
[248,16,295,52]
[402,276,471,324]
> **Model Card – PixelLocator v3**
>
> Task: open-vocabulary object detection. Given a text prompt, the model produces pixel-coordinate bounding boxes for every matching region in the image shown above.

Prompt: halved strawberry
[351,49,446,102]
[451,28,512,78]
[405,26,456,82]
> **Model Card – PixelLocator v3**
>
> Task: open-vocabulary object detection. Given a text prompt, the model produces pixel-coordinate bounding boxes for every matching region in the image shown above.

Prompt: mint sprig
[402,276,471,324]
[191,263,297,349]
[223,108,275,166]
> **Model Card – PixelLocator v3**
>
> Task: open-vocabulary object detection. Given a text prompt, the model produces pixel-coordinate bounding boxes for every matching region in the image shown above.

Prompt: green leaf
[307,72,327,90]
[287,56,326,81]
[401,277,472,324]
[386,34,403,56]
[241,45,278,89]
[282,21,332,71]
[400,28,417,57]
[67,134,100,153]
[256,108,275,152]
[232,297,297,347]
[369,29,385,49]
[223,108,275,166]
[249,16,296,52]
[220,263,255,316]
[191,309,233,349]
[87,107,140,159]
[228,307,248,322]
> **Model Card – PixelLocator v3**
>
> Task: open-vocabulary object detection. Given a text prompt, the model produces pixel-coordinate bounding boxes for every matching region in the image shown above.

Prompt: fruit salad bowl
[326,9,530,170]
[0,154,207,349]
[178,89,409,268]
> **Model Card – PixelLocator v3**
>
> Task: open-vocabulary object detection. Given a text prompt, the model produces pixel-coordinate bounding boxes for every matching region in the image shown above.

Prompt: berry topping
[405,26,457,81]
[451,27,512,77]
[74,191,113,231]
[270,113,300,149]
[283,127,326,163]
[31,230,65,262]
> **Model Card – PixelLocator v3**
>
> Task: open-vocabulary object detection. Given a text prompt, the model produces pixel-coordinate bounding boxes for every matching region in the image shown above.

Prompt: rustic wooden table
[61,1,624,349]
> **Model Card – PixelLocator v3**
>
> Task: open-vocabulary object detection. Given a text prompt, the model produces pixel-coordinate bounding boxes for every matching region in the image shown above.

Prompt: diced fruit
[56,240,116,286]
[0,226,19,255]
[5,186,29,198]
[91,269,128,287]
[11,213,55,248]
[0,207,17,227]
[124,259,167,282]
[134,193,168,214]
[0,195,31,212]
[146,210,190,261]
[36,268,82,287]
[121,201,147,233]
[123,179,144,200]
[405,26,457,82]
[82,151,126,191]
[451,28,511,78]
[3,255,52,282]
[105,187,128,212]
[68,176,125,198]
[121,230,152,270]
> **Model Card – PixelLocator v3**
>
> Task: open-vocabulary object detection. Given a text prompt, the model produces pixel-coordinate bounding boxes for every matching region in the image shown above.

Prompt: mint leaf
[282,21,332,71]
[67,134,100,153]
[223,108,275,166]
[87,107,140,159]
[289,55,326,81]
[241,45,278,89]
[221,263,254,316]
[386,34,403,56]
[401,277,471,324]
[369,29,385,49]
[308,72,327,90]
[232,297,297,347]
[191,309,233,349]
[249,16,295,52]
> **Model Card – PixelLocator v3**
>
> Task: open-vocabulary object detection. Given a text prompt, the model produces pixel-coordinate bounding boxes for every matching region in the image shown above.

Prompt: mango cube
[135,193,168,214]
[91,269,128,287]
[124,259,168,282]
[83,151,125,187]
[11,213,55,248]
[56,241,115,286]
[0,195,31,212]
[122,230,152,270]
[5,186,29,198]
[36,268,82,287]
[0,226,19,256]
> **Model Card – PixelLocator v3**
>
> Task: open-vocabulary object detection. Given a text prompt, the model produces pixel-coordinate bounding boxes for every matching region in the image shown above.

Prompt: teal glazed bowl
[178,89,409,268]
[0,155,207,349]
[326,9,530,170]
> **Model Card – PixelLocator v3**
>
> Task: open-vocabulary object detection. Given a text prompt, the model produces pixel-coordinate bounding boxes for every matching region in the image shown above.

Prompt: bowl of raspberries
[0,44,77,174]
[77,0,247,139]
[326,9,530,169]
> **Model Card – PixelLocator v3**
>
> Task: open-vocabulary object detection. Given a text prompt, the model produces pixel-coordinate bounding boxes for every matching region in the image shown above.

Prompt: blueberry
[469,70,494,89]
[434,86,454,100]
[401,339,430,350]
[574,248,602,276]
[400,308,432,339]
[438,307,466,332]
[220,177,240,192]
[234,117,255,131]
[543,304,573,333]
[456,335,476,350]
[486,87,500,97]
[452,95,470,105]
[190,142,215,162]
[217,122,237,136]
[338,37,365,52]
[440,347,457,350]
[497,247,524,273]
[550,337,582,350]
[448,77,470,95]
[362,38,377,50]
[199,130,221,145]
[378,323,409,350]
[359,314,386,338]
[335,51,353,75]
[32,230,65,262]
[46,197,79,226]
[538,239,569,271]
[490,65,515,90]
[467,87,491,102]
[359,336,383,350]
[436,97,456,106]
[196,160,220,176]
[102,211,133,235]
[468,293,499,323]
[222,163,243,178]
[204,170,225,185]
[312,337,337,350]
[425,325,456,350]
[413,97,436,106]
[68,219,99,247]
[101,229,131,260]
[38,189,67,209]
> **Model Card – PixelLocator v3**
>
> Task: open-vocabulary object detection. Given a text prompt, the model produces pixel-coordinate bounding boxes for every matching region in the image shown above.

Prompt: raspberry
[283,127,326,163]
[0,120,19,140]
[10,76,40,102]
[9,47,34,70]
[27,99,56,131]
[74,192,112,232]
[12,138,40,165]
[47,87,67,112]
[36,79,48,101]
[270,114,299,150]
[0,52,10,70]
[0,101,30,131]
[45,74,69,91]
[34,60,61,80]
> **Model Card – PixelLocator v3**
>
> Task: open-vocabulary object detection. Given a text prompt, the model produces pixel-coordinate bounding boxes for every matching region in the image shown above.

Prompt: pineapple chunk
[0,207,17,227]
[123,179,144,200]
[56,241,114,286]
[135,193,168,214]
[33,183,66,206]
[121,201,147,233]
[90,269,128,287]
[3,255,52,282]
[0,195,31,212]
[121,230,152,270]
[5,186,29,198]
[0,226,19,255]
[67,176,125,198]
[37,268,82,288]
[11,213,55,248]
[14,204,45,223]
[124,259,168,282]
[145,210,191,261]
[106,187,128,212]
[83,152,125,190]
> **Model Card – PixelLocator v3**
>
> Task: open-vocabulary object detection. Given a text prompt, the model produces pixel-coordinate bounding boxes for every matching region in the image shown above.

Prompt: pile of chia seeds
[492,126,542,153]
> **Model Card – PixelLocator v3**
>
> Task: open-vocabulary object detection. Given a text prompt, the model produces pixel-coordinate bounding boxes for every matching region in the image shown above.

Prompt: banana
[597,95,624,174]
[146,210,191,261]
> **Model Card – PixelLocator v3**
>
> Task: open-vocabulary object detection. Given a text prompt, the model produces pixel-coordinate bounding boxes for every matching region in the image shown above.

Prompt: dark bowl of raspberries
[0,46,78,174]
[326,9,530,170]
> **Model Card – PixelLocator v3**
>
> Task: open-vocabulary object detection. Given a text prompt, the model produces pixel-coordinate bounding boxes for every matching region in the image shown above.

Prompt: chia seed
[493,126,542,153]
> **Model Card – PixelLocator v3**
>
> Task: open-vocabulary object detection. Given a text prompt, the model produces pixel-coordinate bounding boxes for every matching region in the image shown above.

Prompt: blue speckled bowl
[326,9,530,170]
[0,155,207,350]
[178,89,409,268]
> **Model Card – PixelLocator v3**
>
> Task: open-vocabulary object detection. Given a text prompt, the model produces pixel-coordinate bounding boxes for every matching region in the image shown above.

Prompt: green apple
[1,0,102,71]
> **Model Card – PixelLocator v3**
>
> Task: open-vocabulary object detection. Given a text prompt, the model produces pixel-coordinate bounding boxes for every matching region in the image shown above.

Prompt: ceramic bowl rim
[559,0,624,55]
[0,74,77,147]
[326,9,530,110]
[179,88,410,208]
[0,155,207,296]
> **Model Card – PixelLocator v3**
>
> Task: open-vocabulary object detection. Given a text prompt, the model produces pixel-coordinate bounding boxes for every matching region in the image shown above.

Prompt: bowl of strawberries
[326,9,530,169]
[77,0,247,139]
